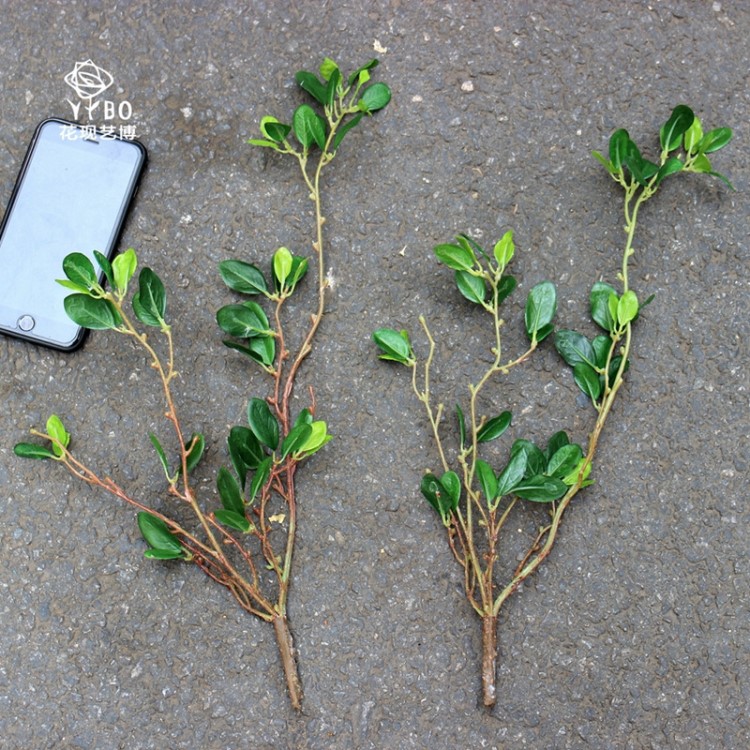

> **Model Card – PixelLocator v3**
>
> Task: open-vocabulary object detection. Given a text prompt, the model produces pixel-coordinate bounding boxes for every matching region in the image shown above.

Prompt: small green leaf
[590,281,618,332]
[525,281,557,342]
[359,82,391,113]
[439,471,461,513]
[216,302,271,339]
[608,129,630,171]
[149,433,171,479]
[64,294,122,330]
[217,466,244,515]
[281,423,313,461]
[249,456,272,503]
[247,139,281,149]
[546,443,583,479]
[475,460,498,504]
[477,411,512,443]
[495,275,517,306]
[215,509,251,533]
[144,548,185,561]
[324,67,341,108]
[511,439,546,478]
[219,260,268,296]
[295,70,327,104]
[660,105,694,152]
[260,116,291,143]
[288,255,308,290]
[132,268,167,327]
[112,248,137,295]
[492,231,515,272]
[513,475,568,503]
[93,251,115,289]
[683,117,703,154]
[295,420,331,458]
[347,59,379,86]
[295,409,314,428]
[273,247,293,289]
[434,243,476,272]
[545,431,570,461]
[372,328,414,365]
[137,512,183,554]
[14,442,56,460]
[292,104,326,149]
[420,473,444,516]
[495,449,527,499]
[591,335,613,369]
[224,335,276,369]
[456,403,466,451]
[592,150,616,176]
[573,362,602,403]
[608,293,620,329]
[698,127,732,154]
[653,157,683,187]
[46,414,70,457]
[332,112,364,150]
[62,252,97,289]
[617,290,639,327]
[554,330,596,369]
[184,433,205,474]
[563,457,594,487]
[228,425,265,486]
[455,270,487,305]
[247,398,279,450]
[320,57,339,81]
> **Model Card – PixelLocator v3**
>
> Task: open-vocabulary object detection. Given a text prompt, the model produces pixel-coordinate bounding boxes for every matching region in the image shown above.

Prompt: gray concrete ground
[1,1,749,748]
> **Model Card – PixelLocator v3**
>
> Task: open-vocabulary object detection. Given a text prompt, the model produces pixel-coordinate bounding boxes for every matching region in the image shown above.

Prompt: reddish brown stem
[273,613,303,711]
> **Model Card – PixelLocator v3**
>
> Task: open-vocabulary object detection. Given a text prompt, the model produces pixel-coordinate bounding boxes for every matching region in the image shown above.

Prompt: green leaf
[144,548,184,560]
[228,425,265,486]
[545,431,570,461]
[281,423,313,461]
[216,302,271,338]
[513,475,568,503]
[215,509,251,533]
[477,411,512,443]
[573,362,602,403]
[492,231,515,272]
[592,335,613,368]
[247,139,281,149]
[273,247,293,289]
[683,117,703,154]
[525,281,557,341]
[62,252,97,289]
[608,129,630,171]
[219,260,268,296]
[247,398,279,450]
[260,116,291,143]
[46,414,70,457]
[292,104,326,149]
[224,335,276,369]
[590,281,617,332]
[457,234,489,263]
[495,449,527,499]
[359,82,391,113]
[184,433,205,474]
[14,442,56,460]
[511,439,546,478]
[217,466,244,515]
[699,127,732,154]
[653,157,683,187]
[440,471,461,513]
[592,150,616,176]
[372,328,414,365]
[132,268,167,327]
[495,275,517,305]
[554,330,596,369]
[455,270,487,305]
[456,403,466,451]
[64,294,122,330]
[320,57,339,81]
[249,456,272,503]
[93,251,115,289]
[348,58,379,86]
[112,248,137,295]
[137,512,183,554]
[434,243,476,272]
[56,279,95,295]
[332,112,364,150]
[475,459,498,504]
[288,255,308,290]
[295,409,314,428]
[324,67,341,108]
[563,457,594,487]
[420,473,444,516]
[546,443,583,479]
[660,105,694,152]
[608,292,620,329]
[149,433,171,479]
[295,420,331,458]
[295,70,327,104]
[617,290,639,327]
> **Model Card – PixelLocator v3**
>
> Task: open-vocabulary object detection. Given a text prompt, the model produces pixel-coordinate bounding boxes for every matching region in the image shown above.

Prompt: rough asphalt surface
[1,2,749,748]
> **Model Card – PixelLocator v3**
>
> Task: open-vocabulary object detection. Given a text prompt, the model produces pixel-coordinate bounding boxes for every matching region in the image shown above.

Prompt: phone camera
[17,314,35,331]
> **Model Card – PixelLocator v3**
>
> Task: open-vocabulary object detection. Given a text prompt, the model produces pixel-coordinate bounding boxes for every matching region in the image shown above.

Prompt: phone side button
[17,315,35,331]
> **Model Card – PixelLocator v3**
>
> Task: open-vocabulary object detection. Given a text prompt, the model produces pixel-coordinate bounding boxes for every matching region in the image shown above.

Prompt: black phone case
[0,117,147,351]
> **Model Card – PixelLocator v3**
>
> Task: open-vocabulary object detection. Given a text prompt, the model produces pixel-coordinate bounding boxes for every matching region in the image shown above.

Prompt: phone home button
[17,314,35,331]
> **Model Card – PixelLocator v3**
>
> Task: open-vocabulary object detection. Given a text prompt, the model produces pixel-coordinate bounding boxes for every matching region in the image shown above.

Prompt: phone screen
[0,119,146,350]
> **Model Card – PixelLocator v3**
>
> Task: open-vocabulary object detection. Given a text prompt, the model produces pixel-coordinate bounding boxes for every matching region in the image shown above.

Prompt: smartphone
[0,118,146,351]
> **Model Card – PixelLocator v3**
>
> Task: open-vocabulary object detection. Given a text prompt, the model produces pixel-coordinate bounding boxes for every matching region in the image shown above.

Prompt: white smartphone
[0,118,147,350]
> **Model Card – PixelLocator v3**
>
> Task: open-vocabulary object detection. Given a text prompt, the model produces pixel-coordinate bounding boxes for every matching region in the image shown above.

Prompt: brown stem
[273,613,303,711]
[482,612,498,708]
